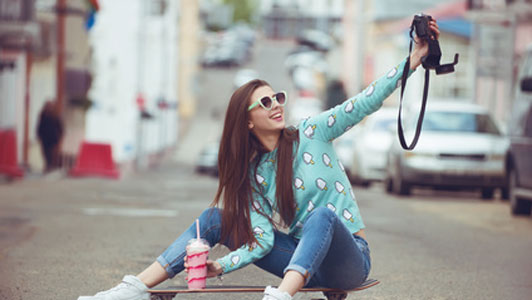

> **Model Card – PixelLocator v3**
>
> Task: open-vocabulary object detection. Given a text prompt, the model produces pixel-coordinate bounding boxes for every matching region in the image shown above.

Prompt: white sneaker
[77,275,149,300]
[262,286,293,300]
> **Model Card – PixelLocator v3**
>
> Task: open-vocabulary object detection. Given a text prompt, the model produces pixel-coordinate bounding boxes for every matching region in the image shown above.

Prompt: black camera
[412,14,458,74]
[397,13,460,150]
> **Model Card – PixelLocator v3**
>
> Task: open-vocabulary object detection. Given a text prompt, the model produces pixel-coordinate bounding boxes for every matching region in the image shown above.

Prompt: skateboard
[149,278,379,300]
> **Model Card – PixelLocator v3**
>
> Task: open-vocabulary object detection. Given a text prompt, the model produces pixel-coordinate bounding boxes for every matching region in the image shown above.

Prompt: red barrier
[70,141,120,179]
[0,129,24,178]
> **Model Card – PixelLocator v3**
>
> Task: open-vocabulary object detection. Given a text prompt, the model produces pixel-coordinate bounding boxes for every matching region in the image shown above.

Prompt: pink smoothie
[186,239,210,289]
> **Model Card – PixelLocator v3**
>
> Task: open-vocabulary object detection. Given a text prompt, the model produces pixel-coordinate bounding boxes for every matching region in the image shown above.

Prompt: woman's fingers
[430,20,440,39]
[431,26,440,39]
[205,260,223,278]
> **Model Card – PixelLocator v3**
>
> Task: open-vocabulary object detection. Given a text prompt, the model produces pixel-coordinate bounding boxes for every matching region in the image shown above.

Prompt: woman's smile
[270,110,283,122]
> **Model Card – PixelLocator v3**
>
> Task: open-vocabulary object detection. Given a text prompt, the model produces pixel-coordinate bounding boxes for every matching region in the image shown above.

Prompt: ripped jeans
[156,207,371,289]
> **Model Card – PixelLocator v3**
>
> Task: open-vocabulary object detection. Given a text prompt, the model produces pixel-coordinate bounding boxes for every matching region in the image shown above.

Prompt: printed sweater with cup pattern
[216,58,414,274]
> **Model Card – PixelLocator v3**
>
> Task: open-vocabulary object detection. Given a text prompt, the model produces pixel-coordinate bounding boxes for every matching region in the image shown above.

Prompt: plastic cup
[186,238,210,289]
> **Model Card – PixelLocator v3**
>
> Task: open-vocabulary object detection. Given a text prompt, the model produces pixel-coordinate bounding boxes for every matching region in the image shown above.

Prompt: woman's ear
[248,120,254,129]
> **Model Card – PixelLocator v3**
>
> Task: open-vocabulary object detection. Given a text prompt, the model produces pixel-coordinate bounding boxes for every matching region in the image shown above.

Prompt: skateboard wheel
[323,291,348,300]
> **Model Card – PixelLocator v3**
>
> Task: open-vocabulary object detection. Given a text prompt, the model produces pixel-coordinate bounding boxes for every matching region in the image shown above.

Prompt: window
[423,111,501,135]
[0,0,34,21]
[148,0,166,16]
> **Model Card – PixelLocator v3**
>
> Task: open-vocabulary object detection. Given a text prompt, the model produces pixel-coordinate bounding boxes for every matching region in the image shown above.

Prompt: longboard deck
[148,278,379,294]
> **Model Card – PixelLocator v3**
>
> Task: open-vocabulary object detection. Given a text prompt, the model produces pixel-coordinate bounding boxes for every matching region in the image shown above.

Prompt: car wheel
[385,177,393,193]
[500,187,509,201]
[358,180,371,188]
[509,168,532,215]
[350,174,370,188]
[393,169,411,196]
[481,188,494,200]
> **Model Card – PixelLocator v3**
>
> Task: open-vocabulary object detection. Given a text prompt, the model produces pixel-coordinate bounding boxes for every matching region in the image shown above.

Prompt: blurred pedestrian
[77,19,440,300]
[37,101,63,172]
[325,78,347,109]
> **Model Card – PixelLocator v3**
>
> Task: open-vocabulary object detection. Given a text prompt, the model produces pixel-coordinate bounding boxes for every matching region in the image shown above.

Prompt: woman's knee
[199,207,221,221]
[197,207,223,244]
[197,207,223,232]
[302,207,338,233]
[308,206,336,221]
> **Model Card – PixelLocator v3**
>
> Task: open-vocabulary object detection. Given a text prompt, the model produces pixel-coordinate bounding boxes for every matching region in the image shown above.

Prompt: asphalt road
[1,38,532,300]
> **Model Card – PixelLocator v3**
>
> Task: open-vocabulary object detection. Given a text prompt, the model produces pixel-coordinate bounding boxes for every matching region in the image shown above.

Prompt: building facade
[260,0,344,39]
[467,0,532,125]
[0,0,39,174]
[86,0,181,167]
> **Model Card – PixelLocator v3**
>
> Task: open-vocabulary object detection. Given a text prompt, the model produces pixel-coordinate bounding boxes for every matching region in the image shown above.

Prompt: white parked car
[284,51,328,76]
[233,69,259,89]
[291,66,316,91]
[196,141,219,177]
[349,107,396,186]
[296,29,334,52]
[333,126,359,178]
[384,101,509,199]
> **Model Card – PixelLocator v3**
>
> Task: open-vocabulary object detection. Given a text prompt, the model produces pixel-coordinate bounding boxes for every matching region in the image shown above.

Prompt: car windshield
[423,111,501,135]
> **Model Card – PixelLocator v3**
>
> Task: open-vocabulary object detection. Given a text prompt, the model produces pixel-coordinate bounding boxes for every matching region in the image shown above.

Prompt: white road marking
[82,207,178,218]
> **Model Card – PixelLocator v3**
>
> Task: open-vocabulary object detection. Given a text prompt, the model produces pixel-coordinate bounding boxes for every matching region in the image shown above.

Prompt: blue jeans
[157,207,371,289]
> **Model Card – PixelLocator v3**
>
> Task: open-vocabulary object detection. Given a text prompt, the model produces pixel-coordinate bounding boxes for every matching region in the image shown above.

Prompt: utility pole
[343,0,365,95]
[136,0,146,169]
[56,0,66,116]
[23,49,32,166]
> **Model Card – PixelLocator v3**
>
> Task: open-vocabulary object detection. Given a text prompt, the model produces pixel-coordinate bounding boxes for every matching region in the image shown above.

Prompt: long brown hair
[211,80,298,250]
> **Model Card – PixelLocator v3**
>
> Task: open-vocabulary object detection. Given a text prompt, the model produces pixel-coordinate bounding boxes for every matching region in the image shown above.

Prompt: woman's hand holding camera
[410,19,440,70]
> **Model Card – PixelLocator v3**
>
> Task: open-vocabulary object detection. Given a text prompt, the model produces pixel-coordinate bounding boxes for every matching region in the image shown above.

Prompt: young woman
[78,20,439,300]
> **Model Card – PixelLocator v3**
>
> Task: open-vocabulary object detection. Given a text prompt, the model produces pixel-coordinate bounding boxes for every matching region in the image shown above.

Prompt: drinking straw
[196,219,200,240]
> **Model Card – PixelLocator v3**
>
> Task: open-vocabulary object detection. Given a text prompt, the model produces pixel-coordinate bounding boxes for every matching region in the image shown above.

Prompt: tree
[223,0,257,23]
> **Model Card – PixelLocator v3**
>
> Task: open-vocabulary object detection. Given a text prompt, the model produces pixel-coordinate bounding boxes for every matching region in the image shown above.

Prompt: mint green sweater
[217,59,413,274]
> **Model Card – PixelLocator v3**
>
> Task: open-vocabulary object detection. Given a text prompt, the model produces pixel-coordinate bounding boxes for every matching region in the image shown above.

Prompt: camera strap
[397,29,430,150]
